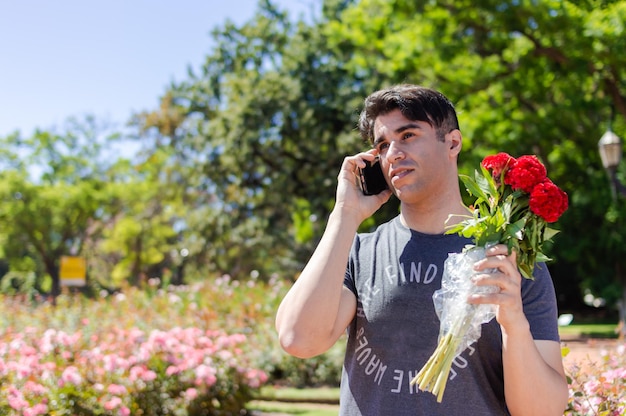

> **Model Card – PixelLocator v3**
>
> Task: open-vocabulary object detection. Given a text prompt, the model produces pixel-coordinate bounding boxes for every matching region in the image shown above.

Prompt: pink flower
[107,383,128,395]
[195,364,215,379]
[23,403,48,416]
[7,386,28,410]
[142,369,157,381]
[184,387,198,400]
[23,380,48,395]
[39,361,57,381]
[102,354,130,372]
[583,378,602,396]
[245,369,268,389]
[60,366,82,386]
[128,364,158,382]
[10,361,33,379]
[194,364,217,386]
[104,396,122,410]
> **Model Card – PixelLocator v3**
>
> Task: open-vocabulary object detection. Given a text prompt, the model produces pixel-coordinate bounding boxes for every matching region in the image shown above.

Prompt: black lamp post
[598,124,626,338]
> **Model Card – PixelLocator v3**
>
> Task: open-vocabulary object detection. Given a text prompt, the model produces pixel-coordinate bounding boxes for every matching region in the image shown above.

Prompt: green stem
[411,307,477,402]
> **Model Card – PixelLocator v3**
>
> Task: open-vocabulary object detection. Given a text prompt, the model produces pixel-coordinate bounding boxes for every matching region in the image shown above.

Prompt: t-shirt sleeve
[521,262,560,342]
[344,235,359,296]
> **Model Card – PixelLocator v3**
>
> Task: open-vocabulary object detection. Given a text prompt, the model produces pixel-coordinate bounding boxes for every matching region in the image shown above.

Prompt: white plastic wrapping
[432,246,499,357]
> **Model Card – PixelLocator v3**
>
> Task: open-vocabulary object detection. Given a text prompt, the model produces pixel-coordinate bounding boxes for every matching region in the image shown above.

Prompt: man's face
[372,109,455,203]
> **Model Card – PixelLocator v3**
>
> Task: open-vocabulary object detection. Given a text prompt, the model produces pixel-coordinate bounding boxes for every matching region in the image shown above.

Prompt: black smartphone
[359,159,389,195]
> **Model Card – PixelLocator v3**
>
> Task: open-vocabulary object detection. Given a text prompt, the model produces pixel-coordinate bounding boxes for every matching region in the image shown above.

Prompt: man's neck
[399,194,467,235]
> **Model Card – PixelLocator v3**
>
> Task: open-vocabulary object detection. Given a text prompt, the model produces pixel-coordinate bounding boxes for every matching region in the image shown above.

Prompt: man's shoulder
[357,215,401,238]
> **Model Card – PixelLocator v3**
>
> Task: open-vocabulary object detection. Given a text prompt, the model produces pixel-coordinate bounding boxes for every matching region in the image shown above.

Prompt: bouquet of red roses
[410,152,568,402]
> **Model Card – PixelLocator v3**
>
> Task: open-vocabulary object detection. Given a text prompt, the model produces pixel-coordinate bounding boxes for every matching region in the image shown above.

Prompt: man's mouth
[389,166,414,184]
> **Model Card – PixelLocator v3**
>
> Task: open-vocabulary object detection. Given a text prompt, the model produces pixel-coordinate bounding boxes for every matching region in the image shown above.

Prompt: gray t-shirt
[341,216,560,415]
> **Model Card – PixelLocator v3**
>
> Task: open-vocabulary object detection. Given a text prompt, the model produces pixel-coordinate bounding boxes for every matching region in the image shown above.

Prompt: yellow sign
[60,256,86,286]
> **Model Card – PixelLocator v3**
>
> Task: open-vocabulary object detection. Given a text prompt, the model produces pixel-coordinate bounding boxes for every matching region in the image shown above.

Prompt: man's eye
[377,142,389,151]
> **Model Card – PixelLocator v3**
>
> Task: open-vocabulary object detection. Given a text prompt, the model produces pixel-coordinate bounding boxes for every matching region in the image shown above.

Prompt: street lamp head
[598,128,623,171]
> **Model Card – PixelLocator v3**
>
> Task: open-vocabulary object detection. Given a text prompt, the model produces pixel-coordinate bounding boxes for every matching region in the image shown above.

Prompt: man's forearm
[502,325,568,415]
[275,208,360,358]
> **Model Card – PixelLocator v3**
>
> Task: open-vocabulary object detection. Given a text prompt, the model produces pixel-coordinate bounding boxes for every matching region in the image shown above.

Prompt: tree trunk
[618,262,626,339]
[45,257,60,299]
[129,233,143,286]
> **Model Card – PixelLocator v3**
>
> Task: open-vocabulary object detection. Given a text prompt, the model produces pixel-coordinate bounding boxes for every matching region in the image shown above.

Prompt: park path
[561,335,623,371]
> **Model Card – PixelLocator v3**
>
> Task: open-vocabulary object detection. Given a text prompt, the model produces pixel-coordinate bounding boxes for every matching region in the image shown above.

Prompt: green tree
[0,117,122,296]
[0,117,193,293]
[133,0,397,279]
[98,150,180,287]
[135,0,626,329]
[325,0,626,325]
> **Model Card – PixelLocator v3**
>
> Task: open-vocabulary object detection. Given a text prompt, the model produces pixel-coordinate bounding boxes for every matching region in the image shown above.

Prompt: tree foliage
[140,0,626,308]
[132,0,399,278]
[0,117,190,294]
[0,118,121,296]
[325,0,626,311]
[1,0,625,315]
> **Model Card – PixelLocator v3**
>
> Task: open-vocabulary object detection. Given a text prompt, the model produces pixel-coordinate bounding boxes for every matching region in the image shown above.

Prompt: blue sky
[0,1,318,137]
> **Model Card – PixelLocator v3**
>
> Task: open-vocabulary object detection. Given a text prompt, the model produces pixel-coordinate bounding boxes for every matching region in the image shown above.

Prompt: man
[275,84,568,415]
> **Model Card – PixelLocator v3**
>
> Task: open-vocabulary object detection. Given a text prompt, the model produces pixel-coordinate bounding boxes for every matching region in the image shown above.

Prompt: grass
[250,386,340,415]
[257,386,340,403]
[248,400,339,416]
[558,323,619,339]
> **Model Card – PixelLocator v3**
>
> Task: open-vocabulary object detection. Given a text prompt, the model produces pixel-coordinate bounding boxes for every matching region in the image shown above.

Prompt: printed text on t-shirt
[384,261,437,285]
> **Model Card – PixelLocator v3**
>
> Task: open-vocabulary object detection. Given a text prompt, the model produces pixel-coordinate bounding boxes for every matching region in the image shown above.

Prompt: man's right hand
[335,150,393,223]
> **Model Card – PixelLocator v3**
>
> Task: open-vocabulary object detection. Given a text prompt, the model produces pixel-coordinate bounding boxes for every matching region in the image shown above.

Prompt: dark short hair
[358,84,459,144]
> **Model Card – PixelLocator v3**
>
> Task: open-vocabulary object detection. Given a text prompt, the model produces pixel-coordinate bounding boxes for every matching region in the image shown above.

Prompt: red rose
[529,179,568,223]
[504,155,547,193]
[482,153,515,178]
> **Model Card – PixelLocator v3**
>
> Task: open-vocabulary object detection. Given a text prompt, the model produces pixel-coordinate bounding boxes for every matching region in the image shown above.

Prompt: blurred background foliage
[0,0,625,323]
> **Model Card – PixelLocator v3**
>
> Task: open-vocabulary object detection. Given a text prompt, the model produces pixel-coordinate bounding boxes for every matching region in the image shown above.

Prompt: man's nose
[385,141,405,163]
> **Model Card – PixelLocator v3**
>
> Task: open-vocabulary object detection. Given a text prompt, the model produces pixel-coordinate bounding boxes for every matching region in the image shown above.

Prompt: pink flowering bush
[0,326,267,415]
[0,273,344,414]
[0,277,278,415]
[565,342,626,415]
